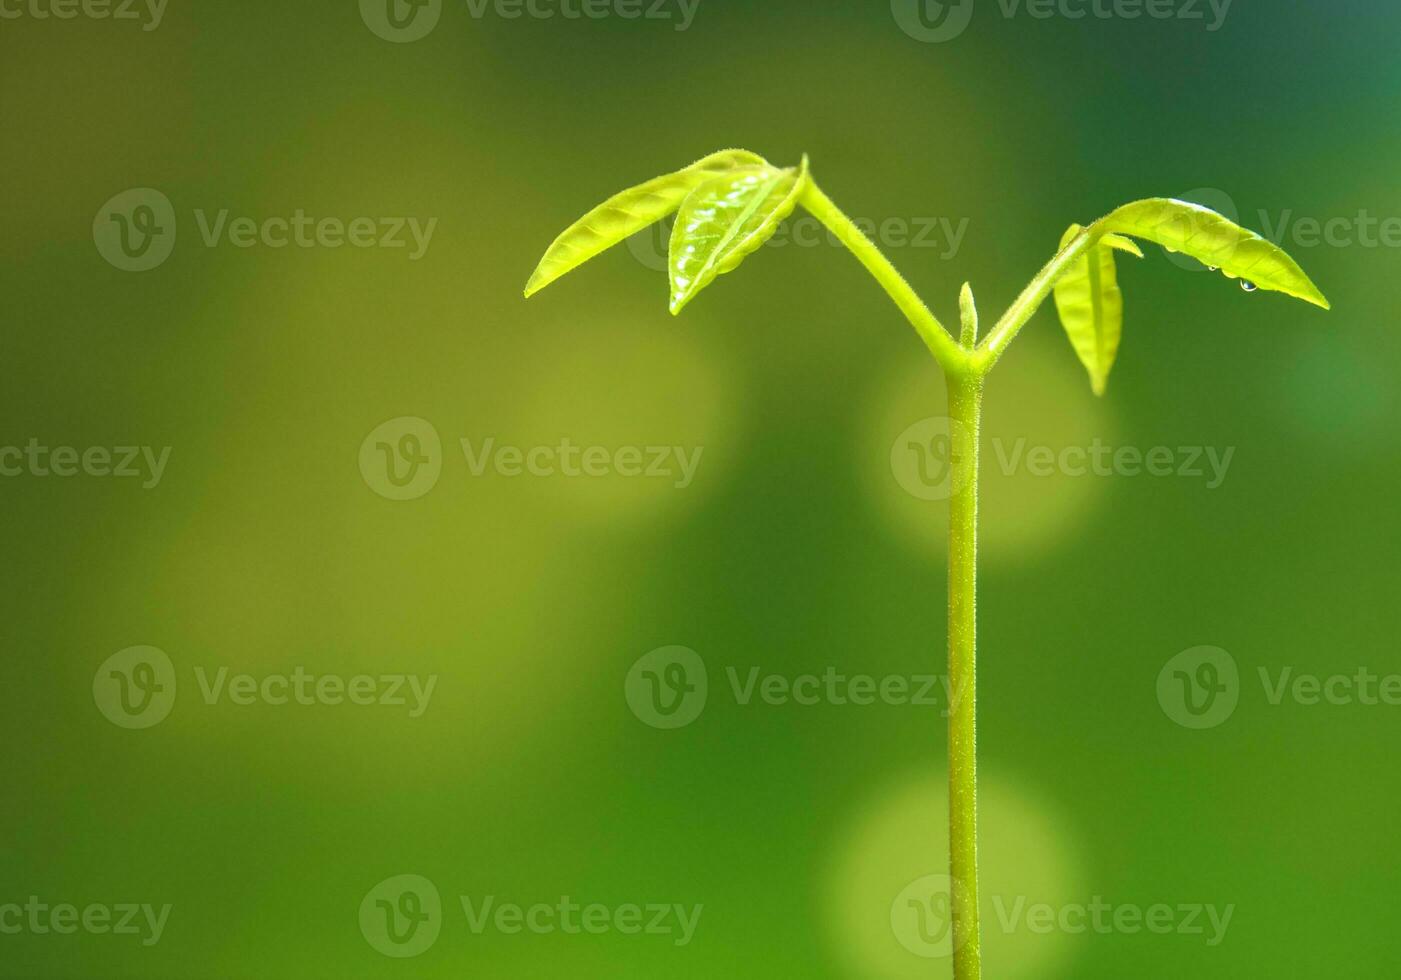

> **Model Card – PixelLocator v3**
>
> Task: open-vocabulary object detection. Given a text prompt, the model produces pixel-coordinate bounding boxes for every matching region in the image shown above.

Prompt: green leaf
[524,149,766,298]
[958,281,978,347]
[1053,223,1132,396]
[1095,198,1330,309]
[1100,233,1143,258]
[668,156,809,315]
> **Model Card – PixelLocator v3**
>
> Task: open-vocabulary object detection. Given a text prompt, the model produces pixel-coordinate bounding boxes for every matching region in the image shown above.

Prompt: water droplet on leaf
[1240,280,1258,292]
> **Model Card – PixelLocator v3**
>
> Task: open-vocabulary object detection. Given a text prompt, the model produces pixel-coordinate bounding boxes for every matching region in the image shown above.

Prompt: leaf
[668,155,809,314]
[958,281,978,345]
[524,149,767,297]
[1095,198,1330,309]
[1100,233,1143,258]
[1053,223,1132,396]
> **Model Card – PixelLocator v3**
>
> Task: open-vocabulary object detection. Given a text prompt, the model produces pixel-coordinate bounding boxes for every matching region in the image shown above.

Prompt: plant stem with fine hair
[946,366,983,980]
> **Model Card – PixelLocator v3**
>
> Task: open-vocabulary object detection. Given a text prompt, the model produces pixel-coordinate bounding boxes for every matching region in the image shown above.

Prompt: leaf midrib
[690,171,787,288]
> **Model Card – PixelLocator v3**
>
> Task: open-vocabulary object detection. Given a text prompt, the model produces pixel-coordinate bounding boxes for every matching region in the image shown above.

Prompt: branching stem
[799,180,966,374]
[800,175,1092,980]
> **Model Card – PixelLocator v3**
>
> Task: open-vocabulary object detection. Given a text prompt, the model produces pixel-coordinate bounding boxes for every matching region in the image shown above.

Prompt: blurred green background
[3,1,1399,976]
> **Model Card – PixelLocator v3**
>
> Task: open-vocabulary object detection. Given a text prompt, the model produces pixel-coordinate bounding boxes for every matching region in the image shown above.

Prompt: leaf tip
[1101,232,1144,259]
[523,264,552,298]
[958,281,978,345]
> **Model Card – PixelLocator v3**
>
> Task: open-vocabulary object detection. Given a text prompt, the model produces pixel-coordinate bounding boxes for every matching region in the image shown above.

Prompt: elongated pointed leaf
[524,149,766,297]
[1101,233,1143,258]
[668,156,809,314]
[1095,198,1330,309]
[1054,223,1132,396]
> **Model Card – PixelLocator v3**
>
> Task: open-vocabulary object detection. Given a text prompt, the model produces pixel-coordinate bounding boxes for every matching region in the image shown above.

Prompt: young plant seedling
[524,149,1329,979]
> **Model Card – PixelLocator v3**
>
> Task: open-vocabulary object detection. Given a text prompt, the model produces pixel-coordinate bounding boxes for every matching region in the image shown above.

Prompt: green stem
[803,173,988,978]
[799,180,964,373]
[946,368,983,980]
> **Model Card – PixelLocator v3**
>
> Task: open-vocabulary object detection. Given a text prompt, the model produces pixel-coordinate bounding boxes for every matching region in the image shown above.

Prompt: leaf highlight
[668,155,809,315]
